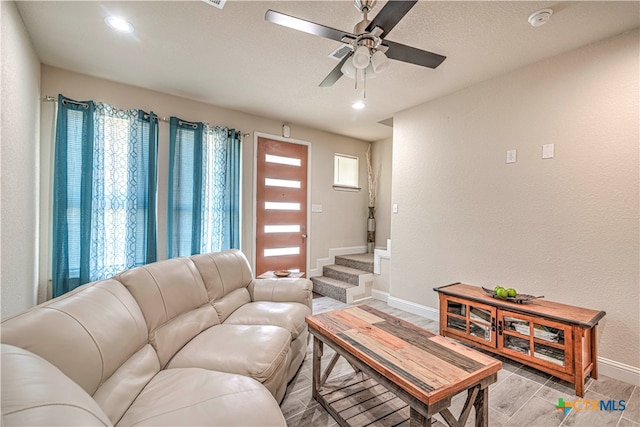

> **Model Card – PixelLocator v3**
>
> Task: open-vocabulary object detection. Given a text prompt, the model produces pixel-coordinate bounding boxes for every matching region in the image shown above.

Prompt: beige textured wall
[1,2,41,318]
[38,66,369,297]
[391,31,639,367]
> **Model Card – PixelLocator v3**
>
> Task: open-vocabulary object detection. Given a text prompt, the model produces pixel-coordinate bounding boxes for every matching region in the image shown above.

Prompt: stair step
[311,276,356,303]
[323,264,369,285]
[335,253,374,273]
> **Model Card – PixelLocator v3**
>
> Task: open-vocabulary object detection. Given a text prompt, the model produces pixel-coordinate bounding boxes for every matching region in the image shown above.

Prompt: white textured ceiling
[16,1,640,141]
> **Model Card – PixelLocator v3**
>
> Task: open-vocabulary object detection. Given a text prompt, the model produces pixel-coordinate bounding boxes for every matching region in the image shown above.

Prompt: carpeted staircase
[311,253,374,303]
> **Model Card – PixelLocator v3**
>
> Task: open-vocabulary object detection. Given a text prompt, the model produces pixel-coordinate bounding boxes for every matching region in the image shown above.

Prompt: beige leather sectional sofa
[1,249,313,426]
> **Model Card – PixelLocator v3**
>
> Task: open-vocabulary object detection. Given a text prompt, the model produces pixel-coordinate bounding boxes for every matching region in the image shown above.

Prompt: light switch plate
[542,144,554,159]
[311,204,323,213]
[506,149,517,164]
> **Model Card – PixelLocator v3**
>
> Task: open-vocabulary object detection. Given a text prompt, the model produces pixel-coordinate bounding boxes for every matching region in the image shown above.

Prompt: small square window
[333,153,360,190]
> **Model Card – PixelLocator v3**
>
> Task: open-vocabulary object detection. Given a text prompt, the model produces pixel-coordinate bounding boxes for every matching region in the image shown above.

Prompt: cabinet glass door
[532,322,568,368]
[469,305,493,342]
[503,334,531,356]
[499,311,571,372]
[446,300,467,333]
[443,298,496,346]
[500,313,533,358]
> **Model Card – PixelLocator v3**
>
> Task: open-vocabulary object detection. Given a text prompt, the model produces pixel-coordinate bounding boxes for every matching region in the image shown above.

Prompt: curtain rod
[43,95,170,122]
[43,95,250,138]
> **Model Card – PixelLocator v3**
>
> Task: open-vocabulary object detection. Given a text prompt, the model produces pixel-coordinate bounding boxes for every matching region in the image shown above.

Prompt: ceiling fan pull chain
[363,67,367,100]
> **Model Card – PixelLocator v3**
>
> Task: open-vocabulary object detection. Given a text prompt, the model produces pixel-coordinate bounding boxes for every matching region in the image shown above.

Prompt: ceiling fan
[265,0,446,87]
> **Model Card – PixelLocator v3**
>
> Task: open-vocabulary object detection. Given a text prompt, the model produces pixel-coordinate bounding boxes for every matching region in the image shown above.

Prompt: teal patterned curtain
[52,95,158,297]
[168,118,241,258]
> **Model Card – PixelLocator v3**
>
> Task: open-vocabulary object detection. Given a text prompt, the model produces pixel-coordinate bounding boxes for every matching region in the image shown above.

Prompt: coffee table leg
[409,407,431,426]
[312,337,323,401]
[473,386,489,427]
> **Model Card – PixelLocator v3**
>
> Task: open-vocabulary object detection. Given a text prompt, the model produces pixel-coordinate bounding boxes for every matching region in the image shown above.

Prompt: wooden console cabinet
[434,283,605,397]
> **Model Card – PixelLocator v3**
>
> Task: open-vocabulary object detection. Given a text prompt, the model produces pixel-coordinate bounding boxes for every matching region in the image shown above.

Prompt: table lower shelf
[318,371,411,427]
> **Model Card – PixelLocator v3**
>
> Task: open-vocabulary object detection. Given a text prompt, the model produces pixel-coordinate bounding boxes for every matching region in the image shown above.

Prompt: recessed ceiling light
[352,101,365,110]
[105,16,134,33]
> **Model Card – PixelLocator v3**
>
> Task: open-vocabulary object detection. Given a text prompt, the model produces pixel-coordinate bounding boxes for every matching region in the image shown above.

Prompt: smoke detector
[528,9,553,27]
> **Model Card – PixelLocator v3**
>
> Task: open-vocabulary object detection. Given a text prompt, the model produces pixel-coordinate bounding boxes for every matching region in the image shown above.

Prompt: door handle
[301,234,308,239]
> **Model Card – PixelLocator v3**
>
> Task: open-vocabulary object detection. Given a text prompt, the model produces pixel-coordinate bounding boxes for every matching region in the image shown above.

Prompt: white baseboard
[387,295,440,322]
[371,289,389,303]
[598,357,640,386]
[308,245,367,278]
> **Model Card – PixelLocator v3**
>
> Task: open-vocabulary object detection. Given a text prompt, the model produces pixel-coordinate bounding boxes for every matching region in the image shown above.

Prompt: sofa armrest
[248,278,313,310]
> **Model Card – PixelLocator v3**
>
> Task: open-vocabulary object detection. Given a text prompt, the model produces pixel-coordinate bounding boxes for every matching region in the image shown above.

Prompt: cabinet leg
[591,325,599,380]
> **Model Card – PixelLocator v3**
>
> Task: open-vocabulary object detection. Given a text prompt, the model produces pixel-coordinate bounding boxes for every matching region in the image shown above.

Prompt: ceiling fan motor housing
[354,0,377,13]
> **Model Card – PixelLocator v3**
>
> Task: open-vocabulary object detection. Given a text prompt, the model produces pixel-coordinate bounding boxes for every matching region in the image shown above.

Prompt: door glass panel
[447,316,466,333]
[265,202,301,210]
[504,316,530,336]
[534,343,565,366]
[504,335,530,355]
[264,225,301,233]
[469,306,491,323]
[264,247,300,257]
[265,178,301,188]
[265,154,301,166]
[447,301,466,316]
[470,322,491,341]
[533,323,564,345]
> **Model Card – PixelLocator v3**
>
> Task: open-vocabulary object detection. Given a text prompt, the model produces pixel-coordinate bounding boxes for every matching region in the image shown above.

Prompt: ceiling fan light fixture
[352,45,371,69]
[370,50,390,73]
[341,57,357,78]
[363,63,376,79]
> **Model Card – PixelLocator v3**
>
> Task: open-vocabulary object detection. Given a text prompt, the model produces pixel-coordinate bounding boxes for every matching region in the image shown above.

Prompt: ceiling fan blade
[319,54,352,87]
[265,10,356,43]
[365,0,417,38]
[383,40,446,69]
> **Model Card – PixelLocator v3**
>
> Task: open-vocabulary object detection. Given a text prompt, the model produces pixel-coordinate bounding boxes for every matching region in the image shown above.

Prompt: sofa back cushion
[117,257,219,366]
[1,279,148,395]
[191,249,254,321]
[1,344,113,426]
[0,280,156,423]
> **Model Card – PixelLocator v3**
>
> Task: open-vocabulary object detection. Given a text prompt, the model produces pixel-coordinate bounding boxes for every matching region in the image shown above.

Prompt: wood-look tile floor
[282,297,639,427]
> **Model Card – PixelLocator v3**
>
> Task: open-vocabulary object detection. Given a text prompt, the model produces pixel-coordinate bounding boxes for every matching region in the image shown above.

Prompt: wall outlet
[506,149,517,164]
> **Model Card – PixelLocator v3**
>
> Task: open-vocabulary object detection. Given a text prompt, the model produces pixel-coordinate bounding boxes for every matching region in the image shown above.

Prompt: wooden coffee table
[306,305,502,427]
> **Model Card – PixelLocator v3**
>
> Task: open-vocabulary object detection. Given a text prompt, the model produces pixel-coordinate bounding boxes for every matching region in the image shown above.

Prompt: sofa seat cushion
[224,301,310,340]
[166,324,291,384]
[116,368,285,426]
